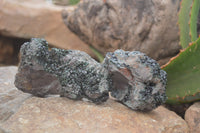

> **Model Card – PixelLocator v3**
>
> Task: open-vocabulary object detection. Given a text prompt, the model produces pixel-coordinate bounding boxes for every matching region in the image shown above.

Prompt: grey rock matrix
[103,50,167,111]
[15,38,110,104]
[15,38,167,111]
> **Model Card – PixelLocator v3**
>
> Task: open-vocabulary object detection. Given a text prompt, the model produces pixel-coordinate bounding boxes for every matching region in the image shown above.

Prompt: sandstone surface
[185,102,200,133]
[1,97,188,133]
[0,66,31,123]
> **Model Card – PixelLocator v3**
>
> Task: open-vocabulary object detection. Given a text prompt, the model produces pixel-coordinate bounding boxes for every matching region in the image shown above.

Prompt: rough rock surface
[185,102,200,133]
[0,66,31,123]
[0,128,7,133]
[103,50,167,111]
[1,97,189,133]
[0,0,93,56]
[15,38,109,103]
[63,0,181,64]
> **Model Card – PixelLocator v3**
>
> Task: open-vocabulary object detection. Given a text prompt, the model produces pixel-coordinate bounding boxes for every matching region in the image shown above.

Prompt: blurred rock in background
[185,102,200,133]
[0,0,93,66]
[63,0,182,65]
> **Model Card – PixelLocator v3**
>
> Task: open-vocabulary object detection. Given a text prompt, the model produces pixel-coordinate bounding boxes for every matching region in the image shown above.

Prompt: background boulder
[0,0,93,57]
[63,0,182,65]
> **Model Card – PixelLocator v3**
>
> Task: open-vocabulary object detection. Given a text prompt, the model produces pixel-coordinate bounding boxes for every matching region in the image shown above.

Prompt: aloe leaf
[69,0,80,5]
[162,38,200,104]
[190,0,200,42]
[89,46,104,63]
[178,0,193,48]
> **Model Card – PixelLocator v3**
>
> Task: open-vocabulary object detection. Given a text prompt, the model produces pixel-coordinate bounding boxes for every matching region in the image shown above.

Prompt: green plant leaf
[162,37,200,104]
[190,0,200,42]
[69,0,80,5]
[89,46,104,63]
[178,0,193,48]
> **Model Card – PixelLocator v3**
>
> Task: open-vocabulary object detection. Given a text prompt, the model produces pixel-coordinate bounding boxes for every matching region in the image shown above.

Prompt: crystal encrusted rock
[15,38,167,111]
[103,50,167,111]
[15,38,109,103]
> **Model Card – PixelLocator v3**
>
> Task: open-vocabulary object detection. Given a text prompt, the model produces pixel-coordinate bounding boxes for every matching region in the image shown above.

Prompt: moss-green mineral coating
[15,38,167,111]
[103,50,167,111]
[15,38,109,103]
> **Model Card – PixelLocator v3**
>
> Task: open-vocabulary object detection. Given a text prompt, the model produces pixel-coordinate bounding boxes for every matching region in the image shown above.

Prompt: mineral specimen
[103,50,167,111]
[15,38,109,103]
[15,38,167,111]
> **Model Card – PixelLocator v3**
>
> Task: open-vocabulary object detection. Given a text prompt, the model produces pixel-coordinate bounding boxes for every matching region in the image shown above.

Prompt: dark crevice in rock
[0,35,29,66]
[164,103,192,118]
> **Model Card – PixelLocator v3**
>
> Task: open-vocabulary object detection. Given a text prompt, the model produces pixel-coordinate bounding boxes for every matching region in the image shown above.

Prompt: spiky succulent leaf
[69,0,80,5]
[89,46,104,62]
[190,0,200,42]
[162,38,200,104]
[178,0,193,48]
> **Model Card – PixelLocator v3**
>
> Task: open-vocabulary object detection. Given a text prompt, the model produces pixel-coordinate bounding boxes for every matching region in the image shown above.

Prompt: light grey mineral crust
[103,49,167,111]
[15,38,109,104]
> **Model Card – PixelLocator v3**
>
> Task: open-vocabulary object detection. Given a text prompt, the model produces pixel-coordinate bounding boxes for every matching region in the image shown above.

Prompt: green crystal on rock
[15,38,109,103]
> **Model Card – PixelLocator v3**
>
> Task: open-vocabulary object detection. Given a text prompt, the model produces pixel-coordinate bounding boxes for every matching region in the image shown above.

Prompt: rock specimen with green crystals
[103,50,167,111]
[15,38,167,111]
[15,38,110,104]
